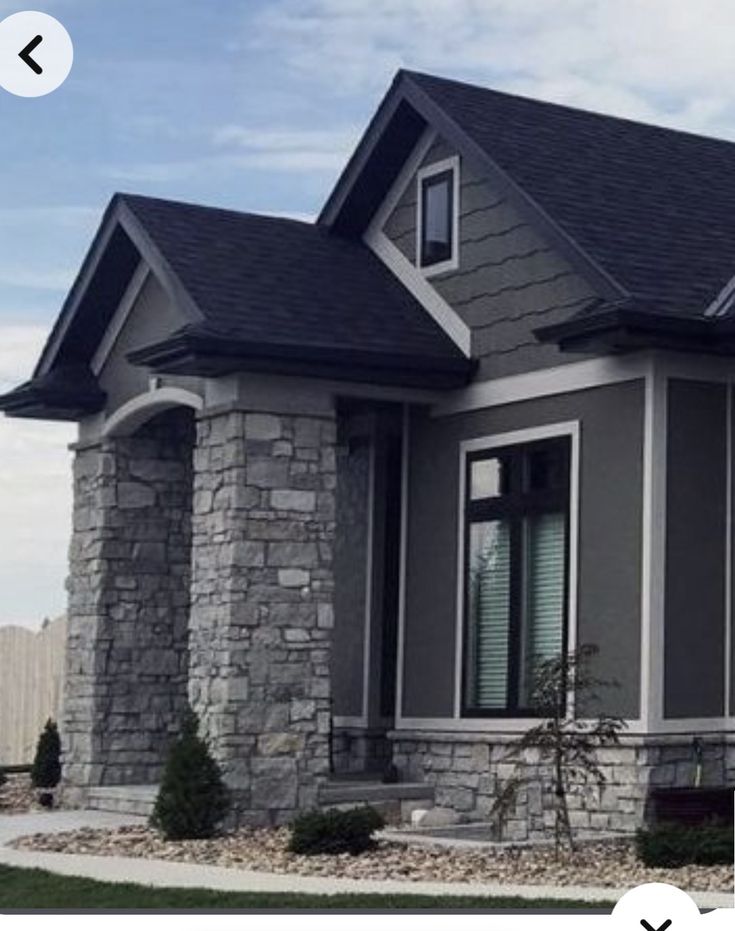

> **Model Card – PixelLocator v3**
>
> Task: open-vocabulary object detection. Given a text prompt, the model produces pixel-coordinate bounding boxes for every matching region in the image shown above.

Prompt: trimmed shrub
[31,720,61,790]
[289,806,385,856]
[151,708,229,840]
[636,823,734,867]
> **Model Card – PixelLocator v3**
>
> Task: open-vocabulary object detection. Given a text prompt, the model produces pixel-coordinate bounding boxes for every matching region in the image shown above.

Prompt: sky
[4,0,735,626]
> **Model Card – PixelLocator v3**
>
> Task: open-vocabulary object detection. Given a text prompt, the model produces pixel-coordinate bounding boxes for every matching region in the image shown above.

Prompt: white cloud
[0,324,48,389]
[0,325,73,628]
[0,205,98,294]
[106,124,360,184]
[249,0,735,138]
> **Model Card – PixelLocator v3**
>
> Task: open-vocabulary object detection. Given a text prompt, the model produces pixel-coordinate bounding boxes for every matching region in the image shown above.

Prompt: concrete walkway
[0,811,732,909]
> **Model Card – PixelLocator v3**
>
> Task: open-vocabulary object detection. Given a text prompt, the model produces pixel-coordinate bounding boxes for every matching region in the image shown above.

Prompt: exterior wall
[665,379,728,718]
[63,409,194,789]
[188,407,336,825]
[401,380,645,722]
[332,438,370,719]
[0,617,66,766]
[97,275,187,411]
[382,136,601,378]
[392,733,735,839]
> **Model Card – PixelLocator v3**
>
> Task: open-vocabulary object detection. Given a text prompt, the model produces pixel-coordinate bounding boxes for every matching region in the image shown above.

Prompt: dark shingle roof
[121,194,469,374]
[408,71,735,316]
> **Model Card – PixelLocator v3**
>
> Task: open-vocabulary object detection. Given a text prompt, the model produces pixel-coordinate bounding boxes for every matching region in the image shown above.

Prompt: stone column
[63,410,194,795]
[189,405,336,825]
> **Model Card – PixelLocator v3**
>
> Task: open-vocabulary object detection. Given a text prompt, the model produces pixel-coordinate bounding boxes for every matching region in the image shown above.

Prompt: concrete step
[319,780,434,806]
[318,778,434,824]
[86,784,158,818]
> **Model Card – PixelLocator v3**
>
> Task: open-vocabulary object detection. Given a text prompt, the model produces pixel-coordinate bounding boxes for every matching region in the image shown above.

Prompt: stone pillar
[63,409,194,793]
[189,406,336,825]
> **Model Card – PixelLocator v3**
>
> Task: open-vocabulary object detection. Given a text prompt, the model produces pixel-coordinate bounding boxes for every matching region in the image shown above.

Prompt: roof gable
[0,190,474,419]
[323,69,735,321]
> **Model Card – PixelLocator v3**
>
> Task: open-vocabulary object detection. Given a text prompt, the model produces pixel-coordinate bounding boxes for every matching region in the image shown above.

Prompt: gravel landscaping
[0,774,38,813]
[10,824,733,893]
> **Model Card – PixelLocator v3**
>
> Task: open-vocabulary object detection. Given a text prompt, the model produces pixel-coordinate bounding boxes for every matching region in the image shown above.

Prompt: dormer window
[417,156,459,275]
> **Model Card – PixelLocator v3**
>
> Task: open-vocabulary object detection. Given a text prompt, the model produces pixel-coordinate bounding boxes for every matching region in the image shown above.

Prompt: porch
[61,385,410,824]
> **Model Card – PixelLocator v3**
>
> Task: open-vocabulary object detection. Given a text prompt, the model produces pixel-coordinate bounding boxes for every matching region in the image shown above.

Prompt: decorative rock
[411,806,459,828]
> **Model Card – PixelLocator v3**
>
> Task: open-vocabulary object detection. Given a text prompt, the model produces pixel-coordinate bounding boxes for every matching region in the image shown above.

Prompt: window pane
[470,457,504,500]
[421,172,452,265]
[519,512,566,707]
[467,520,511,709]
[525,445,566,492]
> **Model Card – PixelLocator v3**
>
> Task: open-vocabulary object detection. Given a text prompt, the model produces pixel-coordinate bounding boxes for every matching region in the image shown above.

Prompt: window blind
[521,512,566,704]
[469,521,511,709]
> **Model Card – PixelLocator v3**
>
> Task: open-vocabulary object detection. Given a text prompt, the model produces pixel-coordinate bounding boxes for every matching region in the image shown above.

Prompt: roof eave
[535,307,735,354]
[0,369,106,421]
[128,330,476,390]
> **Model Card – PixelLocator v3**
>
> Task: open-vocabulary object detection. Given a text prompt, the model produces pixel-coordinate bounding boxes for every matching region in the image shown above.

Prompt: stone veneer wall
[391,733,735,838]
[188,408,336,826]
[64,409,194,790]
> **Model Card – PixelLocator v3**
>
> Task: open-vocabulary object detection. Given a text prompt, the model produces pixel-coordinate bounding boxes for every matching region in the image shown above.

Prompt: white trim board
[91,261,150,376]
[434,351,735,420]
[367,232,471,355]
[639,364,667,732]
[451,420,581,721]
[415,154,461,278]
[368,127,436,236]
[391,717,733,737]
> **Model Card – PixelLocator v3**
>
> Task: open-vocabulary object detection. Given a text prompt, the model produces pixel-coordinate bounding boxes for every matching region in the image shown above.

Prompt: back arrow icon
[19,35,43,74]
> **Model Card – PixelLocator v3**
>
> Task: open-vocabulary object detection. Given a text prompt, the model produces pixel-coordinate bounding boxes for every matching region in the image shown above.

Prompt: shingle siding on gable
[382,137,602,378]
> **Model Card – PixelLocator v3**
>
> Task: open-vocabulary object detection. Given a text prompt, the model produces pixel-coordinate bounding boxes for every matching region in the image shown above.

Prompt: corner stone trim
[188,408,337,826]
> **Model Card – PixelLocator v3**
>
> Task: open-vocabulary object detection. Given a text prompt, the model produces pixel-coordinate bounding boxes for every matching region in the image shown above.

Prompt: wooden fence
[0,617,66,766]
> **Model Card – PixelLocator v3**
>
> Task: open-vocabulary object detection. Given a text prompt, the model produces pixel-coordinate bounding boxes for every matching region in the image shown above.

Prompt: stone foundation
[332,727,392,775]
[391,732,735,839]
[188,408,336,825]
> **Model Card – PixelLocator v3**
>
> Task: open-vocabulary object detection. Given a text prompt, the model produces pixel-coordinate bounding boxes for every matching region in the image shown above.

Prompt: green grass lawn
[0,865,614,910]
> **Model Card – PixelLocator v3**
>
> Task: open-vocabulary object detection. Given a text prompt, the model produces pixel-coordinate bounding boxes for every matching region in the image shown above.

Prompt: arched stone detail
[103,387,203,438]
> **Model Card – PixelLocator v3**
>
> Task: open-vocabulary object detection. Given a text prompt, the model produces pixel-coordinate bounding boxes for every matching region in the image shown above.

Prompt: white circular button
[613,883,701,931]
[0,11,73,97]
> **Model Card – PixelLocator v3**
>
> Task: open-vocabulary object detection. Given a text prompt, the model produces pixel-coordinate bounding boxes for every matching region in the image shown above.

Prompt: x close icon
[0,11,73,96]
[641,921,673,931]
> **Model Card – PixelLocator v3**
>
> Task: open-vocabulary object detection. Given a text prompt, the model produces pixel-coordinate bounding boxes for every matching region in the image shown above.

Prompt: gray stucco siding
[401,379,645,720]
[381,135,602,379]
[98,274,188,411]
[664,379,727,719]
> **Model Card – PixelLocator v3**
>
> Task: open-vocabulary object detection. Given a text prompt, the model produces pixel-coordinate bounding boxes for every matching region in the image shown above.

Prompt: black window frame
[461,436,572,718]
[419,168,455,268]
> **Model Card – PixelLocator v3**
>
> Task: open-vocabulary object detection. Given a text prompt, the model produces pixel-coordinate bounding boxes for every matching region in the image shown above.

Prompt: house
[2,70,735,835]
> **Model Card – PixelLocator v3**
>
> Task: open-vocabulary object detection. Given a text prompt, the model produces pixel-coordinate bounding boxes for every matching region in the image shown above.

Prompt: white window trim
[452,421,581,722]
[416,155,461,278]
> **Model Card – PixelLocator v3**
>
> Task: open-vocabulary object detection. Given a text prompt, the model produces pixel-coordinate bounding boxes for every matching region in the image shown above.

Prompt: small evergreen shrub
[289,806,385,856]
[151,708,229,840]
[31,720,61,790]
[636,823,733,867]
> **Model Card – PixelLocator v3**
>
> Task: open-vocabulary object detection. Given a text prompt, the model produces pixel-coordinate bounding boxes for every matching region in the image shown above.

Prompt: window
[462,437,570,716]
[417,158,459,273]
